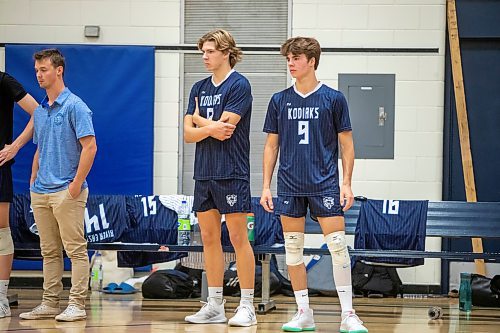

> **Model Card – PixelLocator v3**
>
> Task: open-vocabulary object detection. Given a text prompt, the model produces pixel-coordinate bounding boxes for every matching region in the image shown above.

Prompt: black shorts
[0,166,13,203]
[275,194,344,218]
[193,179,251,214]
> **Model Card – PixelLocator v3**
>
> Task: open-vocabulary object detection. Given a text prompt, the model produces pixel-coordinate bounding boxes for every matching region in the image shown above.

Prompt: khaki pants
[31,188,89,309]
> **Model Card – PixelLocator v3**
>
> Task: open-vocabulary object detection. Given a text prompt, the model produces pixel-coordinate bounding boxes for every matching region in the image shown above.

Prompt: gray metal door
[339,74,395,159]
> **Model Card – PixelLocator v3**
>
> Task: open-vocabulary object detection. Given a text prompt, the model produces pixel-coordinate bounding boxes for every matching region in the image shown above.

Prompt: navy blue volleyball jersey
[85,195,128,243]
[263,84,351,196]
[354,199,428,267]
[251,197,284,246]
[11,194,128,245]
[186,70,252,181]
[118,195,186,268]
[10,194,40,258]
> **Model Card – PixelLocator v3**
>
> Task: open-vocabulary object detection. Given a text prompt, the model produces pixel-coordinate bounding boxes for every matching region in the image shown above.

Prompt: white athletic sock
[294,289,310,310]
[240,288,254,306]
[326,231,354,313]
[331,259,353,313]
[208,287,224,305]
[336,285,353,314]
[0,280,8,299]
[332,257,353,312]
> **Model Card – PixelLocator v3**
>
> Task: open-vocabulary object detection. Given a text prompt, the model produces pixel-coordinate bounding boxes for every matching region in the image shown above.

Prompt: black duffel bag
[352,260,402,297]
[471,274,500,307]
[142,269,196,299]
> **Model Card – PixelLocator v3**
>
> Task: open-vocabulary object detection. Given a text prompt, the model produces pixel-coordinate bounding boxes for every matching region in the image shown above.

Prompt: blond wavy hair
[198,29,243,68]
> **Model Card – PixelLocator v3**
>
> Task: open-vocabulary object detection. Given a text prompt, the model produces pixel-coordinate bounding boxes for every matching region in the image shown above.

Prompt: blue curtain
[6,44,154,194]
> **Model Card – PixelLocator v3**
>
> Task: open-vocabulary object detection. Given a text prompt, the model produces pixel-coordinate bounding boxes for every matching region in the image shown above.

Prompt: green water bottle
[459,272,472,312]
[246,213,255,245]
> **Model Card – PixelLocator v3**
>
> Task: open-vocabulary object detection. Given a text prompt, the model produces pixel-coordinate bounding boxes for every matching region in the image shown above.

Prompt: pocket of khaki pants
[66,187,75,200]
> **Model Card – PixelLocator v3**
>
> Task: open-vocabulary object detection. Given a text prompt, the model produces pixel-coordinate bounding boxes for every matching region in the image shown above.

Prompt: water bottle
[246,213,255,245]
[177,200,191,246]
[91,251,103,291]
[459,272,472,312]
[428,306,442,320]
[191,222,202,246]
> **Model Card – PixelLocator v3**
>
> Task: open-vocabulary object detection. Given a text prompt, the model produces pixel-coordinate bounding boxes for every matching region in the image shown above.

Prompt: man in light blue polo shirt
[19,49,97,322]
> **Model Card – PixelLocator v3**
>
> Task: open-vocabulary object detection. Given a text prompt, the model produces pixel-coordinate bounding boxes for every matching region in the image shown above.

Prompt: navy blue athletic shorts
[0,166,13,203]
[193,179,251,214]
[276,194,343,218]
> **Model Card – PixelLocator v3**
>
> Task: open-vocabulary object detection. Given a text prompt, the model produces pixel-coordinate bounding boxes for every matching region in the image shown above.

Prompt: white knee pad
[325,231,350,268]
[284,232,304,266]
[0,227,14,255]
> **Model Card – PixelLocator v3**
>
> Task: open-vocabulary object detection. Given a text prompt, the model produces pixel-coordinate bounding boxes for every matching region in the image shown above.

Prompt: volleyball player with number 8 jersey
[183,29,256,328]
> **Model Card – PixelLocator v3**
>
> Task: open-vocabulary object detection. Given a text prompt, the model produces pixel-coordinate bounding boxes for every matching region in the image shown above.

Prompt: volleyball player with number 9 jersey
[260,37,368,333]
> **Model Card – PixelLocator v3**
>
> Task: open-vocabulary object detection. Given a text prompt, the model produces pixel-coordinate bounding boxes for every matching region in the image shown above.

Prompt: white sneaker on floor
[281,308,315,332]
[228,304,257,327]
[184,324,227,333]
[340,311,368,333]
[19,304,60,320]
[0,298,11,318]
[185,300,227,324]
[55,305,87,322]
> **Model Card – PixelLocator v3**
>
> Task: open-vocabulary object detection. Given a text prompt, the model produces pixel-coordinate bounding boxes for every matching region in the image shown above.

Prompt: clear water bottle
[91,251,103,291]
[428,306,442,320]
[246,213,255,245]
[459,272,472,312]
[177,200,191,246]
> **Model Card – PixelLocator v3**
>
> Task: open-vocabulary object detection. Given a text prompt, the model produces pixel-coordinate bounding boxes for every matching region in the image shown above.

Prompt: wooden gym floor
[1,289,499,332]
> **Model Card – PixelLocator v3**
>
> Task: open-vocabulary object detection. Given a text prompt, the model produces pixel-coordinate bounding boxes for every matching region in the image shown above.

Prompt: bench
[13,197,500,313]
[89,199,500,313]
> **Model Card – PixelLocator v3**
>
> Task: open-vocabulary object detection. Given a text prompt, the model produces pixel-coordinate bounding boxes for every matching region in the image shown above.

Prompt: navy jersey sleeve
[185,83,200,116]
[333,91,352,132]
[1,72,27,102]
[263,94,279,134]
[224,78,252,117]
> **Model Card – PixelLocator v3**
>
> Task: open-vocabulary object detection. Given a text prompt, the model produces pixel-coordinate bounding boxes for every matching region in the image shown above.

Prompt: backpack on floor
[174,263,203,298]
[142,269,196,299]
[471,274,500,307]
[352,260,402,297]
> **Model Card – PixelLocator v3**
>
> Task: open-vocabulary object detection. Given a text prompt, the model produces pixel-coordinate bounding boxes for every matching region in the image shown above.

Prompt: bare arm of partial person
[338,130,355,211]
[68,135,97,199]
[260,133,279,213]
[0,93,38,166]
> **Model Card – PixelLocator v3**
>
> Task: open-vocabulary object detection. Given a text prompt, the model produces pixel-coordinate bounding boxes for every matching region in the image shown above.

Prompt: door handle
[378,107,387,126]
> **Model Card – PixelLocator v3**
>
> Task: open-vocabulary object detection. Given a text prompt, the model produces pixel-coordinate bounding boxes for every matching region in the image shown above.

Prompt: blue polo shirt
[31,87,95,194]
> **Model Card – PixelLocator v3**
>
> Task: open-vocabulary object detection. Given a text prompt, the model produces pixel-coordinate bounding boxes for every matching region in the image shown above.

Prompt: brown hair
[197,29,243,68]
[280,37,321,70]
[33,48,65,71]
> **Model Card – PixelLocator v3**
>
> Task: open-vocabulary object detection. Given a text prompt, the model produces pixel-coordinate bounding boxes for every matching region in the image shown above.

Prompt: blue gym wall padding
[6,44,155,195]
